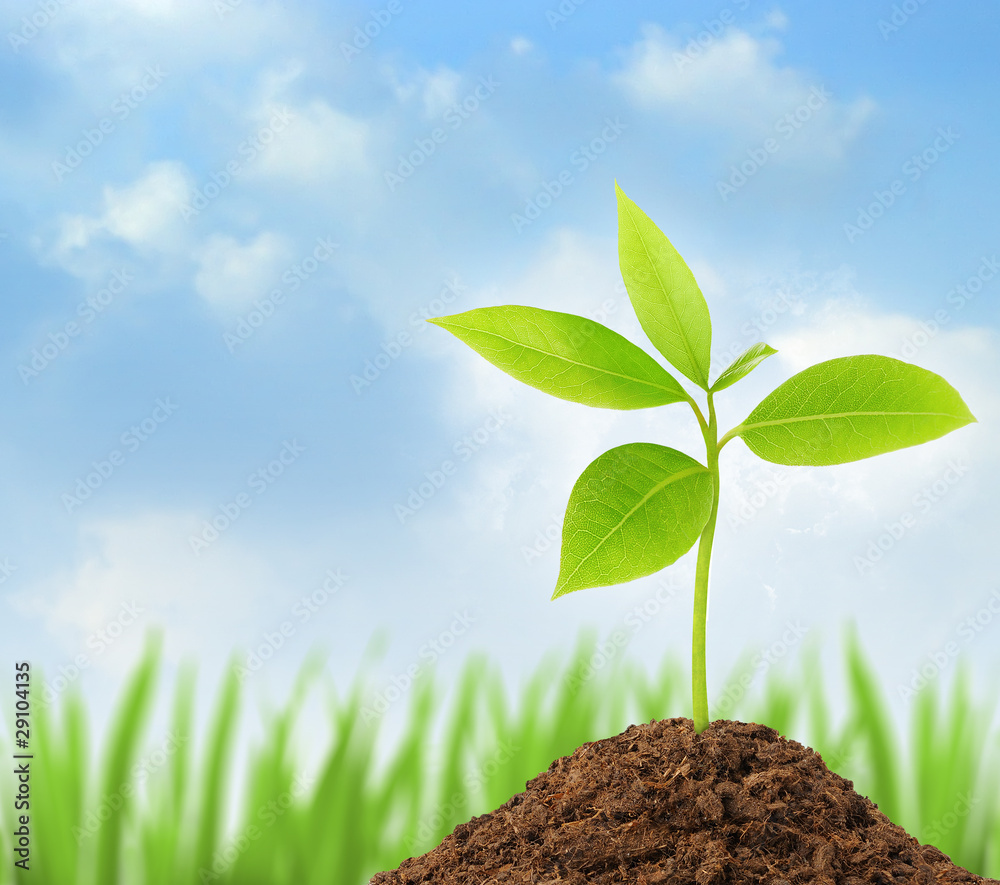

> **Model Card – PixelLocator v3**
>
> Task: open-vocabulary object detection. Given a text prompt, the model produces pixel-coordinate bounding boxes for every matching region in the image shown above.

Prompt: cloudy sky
[2,0,998,755]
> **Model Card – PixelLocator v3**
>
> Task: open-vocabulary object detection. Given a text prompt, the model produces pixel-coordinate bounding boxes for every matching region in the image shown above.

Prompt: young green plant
[429,183,977,734]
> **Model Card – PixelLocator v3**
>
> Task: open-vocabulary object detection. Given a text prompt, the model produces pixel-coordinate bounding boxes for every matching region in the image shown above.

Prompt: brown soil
[371,717,998,885]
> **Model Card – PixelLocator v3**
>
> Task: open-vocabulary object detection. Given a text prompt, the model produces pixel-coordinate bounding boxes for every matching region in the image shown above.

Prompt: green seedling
[429,182,976,733]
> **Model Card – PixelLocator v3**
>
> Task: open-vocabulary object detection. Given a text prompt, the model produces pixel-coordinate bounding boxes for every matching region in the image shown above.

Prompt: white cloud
[243,63,372,184]
[419,67,463,119]
[770,297,995,375]
[613,22,877,162]
[194,231,294,312]
[510,36,533,56]
[55,160,191,257]
[108,0,177,18]
[16,0,297,84]
[9,512,281,671]
[101,161,191,245]
[251,99,370,183]
[45,157,315,316]
[383,63,462,116]
[765,9,790,30]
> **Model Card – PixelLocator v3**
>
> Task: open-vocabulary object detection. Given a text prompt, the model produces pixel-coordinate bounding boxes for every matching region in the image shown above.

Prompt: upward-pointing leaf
[710,342,777,393]
[429,305,689,410]
[734,354,977,466]
[617,183,713,389]
[554,443,714,598]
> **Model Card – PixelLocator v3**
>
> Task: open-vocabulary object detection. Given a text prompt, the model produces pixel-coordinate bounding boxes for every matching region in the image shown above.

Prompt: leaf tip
[426,313,457,328]
[552,569,581,599]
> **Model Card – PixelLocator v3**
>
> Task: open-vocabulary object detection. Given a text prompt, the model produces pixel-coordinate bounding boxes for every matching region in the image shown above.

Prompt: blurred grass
[1,623,997,884]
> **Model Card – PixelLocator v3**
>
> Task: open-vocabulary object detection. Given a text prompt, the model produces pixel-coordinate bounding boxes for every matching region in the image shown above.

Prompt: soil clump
[371,717,998,884]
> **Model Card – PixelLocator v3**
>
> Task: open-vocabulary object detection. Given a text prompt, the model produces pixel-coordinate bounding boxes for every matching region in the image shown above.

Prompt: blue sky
[2,0,999,757]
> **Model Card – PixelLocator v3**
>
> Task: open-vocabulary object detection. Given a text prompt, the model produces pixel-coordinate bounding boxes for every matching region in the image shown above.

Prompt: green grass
[2,624,998,884]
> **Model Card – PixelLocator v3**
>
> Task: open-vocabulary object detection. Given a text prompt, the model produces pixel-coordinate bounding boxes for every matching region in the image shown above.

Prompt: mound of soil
[371,717,998,884]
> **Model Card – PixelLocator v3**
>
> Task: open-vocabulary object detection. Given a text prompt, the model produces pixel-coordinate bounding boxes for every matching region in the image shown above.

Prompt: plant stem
[686,394,709,438]
[692,392,721,734]
[717,424,743,451]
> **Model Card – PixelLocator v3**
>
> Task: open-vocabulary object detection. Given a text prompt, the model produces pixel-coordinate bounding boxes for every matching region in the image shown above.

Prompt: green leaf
[734,354,977,466]
[554,443,714,598]
[429,305,689,410]
[710,342,778,393]
[616,183,713,389]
